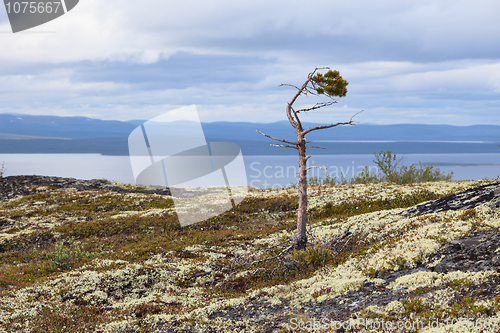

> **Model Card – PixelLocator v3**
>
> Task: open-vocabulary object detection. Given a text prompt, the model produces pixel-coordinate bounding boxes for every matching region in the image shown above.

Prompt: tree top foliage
[311,69,348,98]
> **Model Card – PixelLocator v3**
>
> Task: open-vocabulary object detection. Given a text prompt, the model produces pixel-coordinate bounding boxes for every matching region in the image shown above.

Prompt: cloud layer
[0,0,499,124]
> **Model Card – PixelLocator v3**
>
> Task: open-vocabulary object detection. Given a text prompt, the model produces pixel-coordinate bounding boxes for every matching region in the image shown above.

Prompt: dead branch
[322,228,352,250]
[256,130,298,146]
[305,166,327,171]
[271,144,299,149]
[335,236,354,254]
[302,110,363,135]
[248,245,294,267]
[303,120,355,136]
[291,106,303,129]
[305,145,326,149]
[191,270,214,279]
[279,83,301,91]
[250,267,268,276]
[306,219,319,243]
[296,101,337,113]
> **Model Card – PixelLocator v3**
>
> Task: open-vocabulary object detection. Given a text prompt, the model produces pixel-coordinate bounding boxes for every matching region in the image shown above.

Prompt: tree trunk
[294,136,308,250]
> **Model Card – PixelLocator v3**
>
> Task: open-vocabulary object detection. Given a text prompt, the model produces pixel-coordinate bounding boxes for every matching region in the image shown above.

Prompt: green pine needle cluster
[313,70,348,97]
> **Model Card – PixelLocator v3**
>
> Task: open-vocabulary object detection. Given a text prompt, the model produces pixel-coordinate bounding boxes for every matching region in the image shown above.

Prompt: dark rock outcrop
[0,175,171,202]
[425,228,500,273]
[403,181,500,216]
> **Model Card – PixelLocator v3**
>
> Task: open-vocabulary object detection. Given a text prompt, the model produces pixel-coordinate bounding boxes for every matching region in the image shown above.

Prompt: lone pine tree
[258,67,360,250]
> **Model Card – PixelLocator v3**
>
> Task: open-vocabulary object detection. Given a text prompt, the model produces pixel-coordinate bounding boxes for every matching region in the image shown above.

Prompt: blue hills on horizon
[0,113,499,155]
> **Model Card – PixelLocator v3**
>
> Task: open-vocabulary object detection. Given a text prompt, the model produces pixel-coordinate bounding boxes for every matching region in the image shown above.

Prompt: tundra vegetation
[1,174,500,332]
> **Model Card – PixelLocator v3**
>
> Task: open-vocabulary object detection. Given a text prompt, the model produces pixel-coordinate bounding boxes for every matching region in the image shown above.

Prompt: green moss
[234,194,298,214]
[400,293,500,324]
[3,190,174,222]
[310,189,441,220]
[357,307,395,322]
[5,303,128,333]
[55,214,180,239]
[447,278,474,290]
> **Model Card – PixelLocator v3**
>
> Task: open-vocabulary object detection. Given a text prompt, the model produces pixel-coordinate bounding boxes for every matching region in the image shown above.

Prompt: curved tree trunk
[294,136,308,250]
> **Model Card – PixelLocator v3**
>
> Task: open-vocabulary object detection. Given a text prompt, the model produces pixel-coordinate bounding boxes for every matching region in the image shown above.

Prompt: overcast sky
[0,0,499,125]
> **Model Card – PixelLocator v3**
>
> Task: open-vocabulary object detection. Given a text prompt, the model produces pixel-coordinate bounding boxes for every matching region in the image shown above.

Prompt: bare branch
[349,110,364,123]
[279,83,301,91]
[282,67,332,130]
[256,130,298,145]
[305,145,326,149]
[306,166,327,171]
[191,270,214,279]
[296,101,337,113]
[248,245,294,267]
[250,268,268,276]
[300,86,322,97]
[271,144,299,149]
[302,121,354,136]
[305,155,312,161]
[302,111,363,136]
[308,67,330,77]
[322,228,351,249]
[288,74,313,110]
[286,103,299,130]
[291,106,303,130]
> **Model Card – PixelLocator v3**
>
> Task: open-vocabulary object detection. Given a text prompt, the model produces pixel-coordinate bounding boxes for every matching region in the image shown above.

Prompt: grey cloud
[68,53,276,90]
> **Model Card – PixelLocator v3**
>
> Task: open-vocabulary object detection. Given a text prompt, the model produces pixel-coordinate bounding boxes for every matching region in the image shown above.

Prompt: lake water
[1,153,500,189]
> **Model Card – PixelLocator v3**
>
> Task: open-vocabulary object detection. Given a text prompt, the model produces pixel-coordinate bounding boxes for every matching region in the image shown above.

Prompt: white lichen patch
[110,208,175,219]
[286,260,383,305]
[306,180,484,211]
[384,300,405,314]
[388,270,497,292]
[423,288,455,309]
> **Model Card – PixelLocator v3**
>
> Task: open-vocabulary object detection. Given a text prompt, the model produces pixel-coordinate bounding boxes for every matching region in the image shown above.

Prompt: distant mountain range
[0,113,499,155]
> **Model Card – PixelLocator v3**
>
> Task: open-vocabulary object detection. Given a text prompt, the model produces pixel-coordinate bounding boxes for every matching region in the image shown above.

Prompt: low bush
[304,150,453,186]
[34,238,106,271]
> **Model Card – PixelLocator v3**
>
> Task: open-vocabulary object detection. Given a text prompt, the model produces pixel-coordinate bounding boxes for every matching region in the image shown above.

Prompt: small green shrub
[291,245,333,270]
[34,239,105,271]
[302,151,453,186]
[373,151,453,183]
[0,161,4,178]
[350,166,379,184]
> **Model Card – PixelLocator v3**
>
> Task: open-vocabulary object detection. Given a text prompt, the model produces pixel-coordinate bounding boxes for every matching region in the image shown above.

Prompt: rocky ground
[1,176,500,332]
[0,175,171,202]
[200,182,500,332]
[204,225,500,332]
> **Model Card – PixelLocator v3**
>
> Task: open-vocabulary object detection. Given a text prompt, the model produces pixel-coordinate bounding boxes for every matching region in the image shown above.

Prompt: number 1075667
[5,2,62,14]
